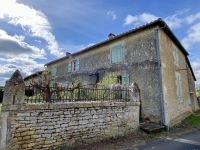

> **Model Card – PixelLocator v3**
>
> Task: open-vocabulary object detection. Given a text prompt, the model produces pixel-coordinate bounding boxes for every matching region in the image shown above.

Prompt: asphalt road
[132,129,200,150]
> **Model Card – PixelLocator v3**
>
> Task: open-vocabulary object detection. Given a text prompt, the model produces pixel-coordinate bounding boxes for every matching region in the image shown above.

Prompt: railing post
[129,83,140,102]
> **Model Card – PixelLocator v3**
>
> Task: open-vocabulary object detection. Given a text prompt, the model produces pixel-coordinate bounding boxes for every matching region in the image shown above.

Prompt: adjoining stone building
[44,18,198,127]
[24,70,44,86]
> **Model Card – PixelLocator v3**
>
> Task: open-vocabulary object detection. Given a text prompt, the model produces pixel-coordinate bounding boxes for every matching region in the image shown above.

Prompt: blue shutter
[75,59,80,71]
[112,46,118,63]
[176,75,182,101]
[68,61,71,72]
[112,44,122,63]
[174,47,178,65]
[117,44,122,62]
[51,66,56,76]
[65,81,69,88]
[122,74,129,87]
[176,48,179,65]
[173,48,176,64]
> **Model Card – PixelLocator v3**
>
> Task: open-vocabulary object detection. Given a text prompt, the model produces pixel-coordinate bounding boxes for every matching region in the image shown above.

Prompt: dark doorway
[0,90,4,103]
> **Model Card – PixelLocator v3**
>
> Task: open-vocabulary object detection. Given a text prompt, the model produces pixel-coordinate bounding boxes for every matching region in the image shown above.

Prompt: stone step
[139,122,167,134]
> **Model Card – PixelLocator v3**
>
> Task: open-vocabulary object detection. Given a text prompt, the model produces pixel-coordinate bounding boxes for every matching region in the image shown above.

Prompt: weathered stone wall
[186,62,199,111]
[159,30,194,126]
[0,102,139,150]
[47,26,161,122]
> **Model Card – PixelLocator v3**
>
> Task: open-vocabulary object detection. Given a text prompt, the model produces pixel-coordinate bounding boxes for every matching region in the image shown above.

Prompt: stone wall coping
[2,101,140,111]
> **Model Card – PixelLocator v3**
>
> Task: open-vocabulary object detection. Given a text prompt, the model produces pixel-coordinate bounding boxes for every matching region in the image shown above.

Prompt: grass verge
[181,109,200,127]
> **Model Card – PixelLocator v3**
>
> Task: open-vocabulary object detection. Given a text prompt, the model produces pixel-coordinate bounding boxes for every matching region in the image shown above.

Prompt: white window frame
[68,59,80,72]
[73,60,78,71]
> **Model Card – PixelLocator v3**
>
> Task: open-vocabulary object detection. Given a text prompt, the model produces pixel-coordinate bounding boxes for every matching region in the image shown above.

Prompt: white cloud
[0,0,64,57]
[62,42,97,53]
[164,10,200,29]
[0,62,45,86]
[123,15,138,26]
[123,13,159,26]
[164,14,182,29]
[122,10,199,29]
[191,58,200,85]
[191,58,200,71]
[35,40,42,43]
[163,9,188,29]
[107,11,116,21]
[0,29,46,59]
[0,56,39,66]
[181,23,200,49]
[122,10,200,51]
[185,12,200,24]
[87,43,95,47]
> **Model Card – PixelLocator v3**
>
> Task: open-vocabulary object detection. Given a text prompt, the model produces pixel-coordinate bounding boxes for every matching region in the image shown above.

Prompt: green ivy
[101,73,119,88]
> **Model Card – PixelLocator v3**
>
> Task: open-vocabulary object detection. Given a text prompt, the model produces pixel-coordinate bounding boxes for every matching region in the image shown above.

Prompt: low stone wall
[0,101,139,149]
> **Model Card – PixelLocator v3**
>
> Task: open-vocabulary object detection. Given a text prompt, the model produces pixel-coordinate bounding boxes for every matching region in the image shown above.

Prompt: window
[73,59,80,71]
[176,75,182,102]
[111,44,122,63]
[51,66,56,77]
[68,59,80,72]
[68,61,72,73]
[65,81,69,88]
[173,46,179,65]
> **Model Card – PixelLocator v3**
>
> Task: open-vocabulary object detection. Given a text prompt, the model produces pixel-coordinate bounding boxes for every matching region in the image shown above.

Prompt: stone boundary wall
[0,101,139,150]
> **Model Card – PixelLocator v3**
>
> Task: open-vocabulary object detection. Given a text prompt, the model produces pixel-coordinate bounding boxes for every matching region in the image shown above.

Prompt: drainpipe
[154,25,169,131]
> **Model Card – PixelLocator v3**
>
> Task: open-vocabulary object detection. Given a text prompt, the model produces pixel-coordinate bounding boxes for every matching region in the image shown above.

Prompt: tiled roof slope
[45,18,196,81]
[24,70,44,81]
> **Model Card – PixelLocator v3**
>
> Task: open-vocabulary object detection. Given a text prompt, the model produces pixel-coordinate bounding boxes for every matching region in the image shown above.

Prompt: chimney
[108,33,115,39]
[66,52,71,57]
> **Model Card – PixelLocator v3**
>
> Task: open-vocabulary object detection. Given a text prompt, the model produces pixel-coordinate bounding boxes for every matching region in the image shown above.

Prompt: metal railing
[25,86,130,103]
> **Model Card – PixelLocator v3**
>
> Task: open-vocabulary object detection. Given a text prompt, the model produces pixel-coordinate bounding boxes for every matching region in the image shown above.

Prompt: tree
[30,69,64,102]
[196,85,200,97]
[29,69,82,102]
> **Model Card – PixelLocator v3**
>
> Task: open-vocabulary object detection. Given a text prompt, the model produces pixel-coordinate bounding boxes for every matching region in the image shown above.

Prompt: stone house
[24,70,44,86]
[45,18,198,127]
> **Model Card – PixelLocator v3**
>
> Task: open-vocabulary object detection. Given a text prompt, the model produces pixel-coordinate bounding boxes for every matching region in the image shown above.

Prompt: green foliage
[42,69,51,84]
[182,111,200,127]
[27,72,126,102]
[196,85,200,96]
[69,79,81,89]
[101,73,119,88]
[149,133,155,139]
[93,73,124,100]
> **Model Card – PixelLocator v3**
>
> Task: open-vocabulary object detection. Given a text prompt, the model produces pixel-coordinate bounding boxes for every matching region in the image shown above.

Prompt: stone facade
[159,30,198,126]
[47,27,162,122]
[0,102,139,150]
[45,19,198,125]
[24,71,44,86]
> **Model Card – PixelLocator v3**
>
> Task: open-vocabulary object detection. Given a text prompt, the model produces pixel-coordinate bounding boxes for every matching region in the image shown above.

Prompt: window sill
[178,100,183,103]
[112,61,122,64]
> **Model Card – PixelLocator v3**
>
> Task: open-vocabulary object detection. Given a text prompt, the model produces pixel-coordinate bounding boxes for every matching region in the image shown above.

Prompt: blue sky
[0,0,200,86]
